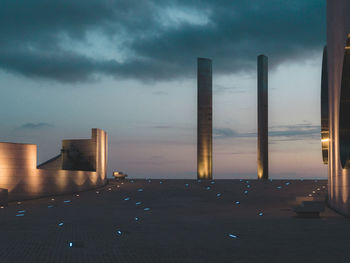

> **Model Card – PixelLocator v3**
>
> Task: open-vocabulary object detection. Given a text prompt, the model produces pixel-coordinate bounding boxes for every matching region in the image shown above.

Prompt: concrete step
[293,200,326,218]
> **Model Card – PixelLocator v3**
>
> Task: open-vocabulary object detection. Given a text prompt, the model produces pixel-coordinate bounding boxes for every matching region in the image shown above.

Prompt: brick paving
[0,179,349,263]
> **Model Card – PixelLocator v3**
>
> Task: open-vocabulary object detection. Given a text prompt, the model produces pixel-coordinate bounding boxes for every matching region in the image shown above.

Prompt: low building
[0,128,107,201]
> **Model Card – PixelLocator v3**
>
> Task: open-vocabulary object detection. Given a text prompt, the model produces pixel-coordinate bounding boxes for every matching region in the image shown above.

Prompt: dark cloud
[214,85,245,94]
[19,122,53,129]
[269,124,320,141]
[0,0,325,83]
[214,123,320,141]
[214,128,245,139]
[152,125,173,129]
[152,91,169,96]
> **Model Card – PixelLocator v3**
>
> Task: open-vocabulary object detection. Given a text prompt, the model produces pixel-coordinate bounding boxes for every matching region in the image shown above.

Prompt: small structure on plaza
[113,171,128,180]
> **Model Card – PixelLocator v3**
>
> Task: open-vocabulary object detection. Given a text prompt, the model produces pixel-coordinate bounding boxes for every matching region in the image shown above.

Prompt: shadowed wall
[0,129,107,201]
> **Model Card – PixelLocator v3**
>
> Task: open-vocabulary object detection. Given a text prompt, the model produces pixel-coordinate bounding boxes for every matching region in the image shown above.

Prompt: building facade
[0,128,107,201]
[327,0,350,215]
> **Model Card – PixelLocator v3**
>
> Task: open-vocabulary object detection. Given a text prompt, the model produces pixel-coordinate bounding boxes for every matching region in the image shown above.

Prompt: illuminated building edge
[321,46,329,165]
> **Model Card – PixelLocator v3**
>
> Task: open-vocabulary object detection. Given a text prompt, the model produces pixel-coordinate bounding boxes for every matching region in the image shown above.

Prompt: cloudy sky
[0,0,327,179]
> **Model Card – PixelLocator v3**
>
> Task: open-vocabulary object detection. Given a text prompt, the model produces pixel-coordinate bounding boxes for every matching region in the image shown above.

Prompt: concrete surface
[0,179,349,263]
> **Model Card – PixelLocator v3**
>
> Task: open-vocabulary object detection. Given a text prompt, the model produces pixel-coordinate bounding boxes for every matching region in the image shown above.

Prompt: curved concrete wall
[327,0,350,215]
[0,129,107,201]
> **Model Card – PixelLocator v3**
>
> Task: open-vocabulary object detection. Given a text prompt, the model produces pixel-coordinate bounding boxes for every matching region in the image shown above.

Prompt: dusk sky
[0,0,327,179]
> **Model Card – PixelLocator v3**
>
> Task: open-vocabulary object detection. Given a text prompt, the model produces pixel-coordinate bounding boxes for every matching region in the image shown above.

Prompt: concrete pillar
[257,55,268,180]
[197,58,212,180]
[321,46,329,165]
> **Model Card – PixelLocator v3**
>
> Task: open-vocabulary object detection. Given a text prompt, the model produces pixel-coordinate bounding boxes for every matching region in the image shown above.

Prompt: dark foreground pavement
[0,179,349,263]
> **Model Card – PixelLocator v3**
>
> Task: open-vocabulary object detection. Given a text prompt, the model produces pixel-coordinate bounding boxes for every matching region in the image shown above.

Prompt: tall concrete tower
[321,46,329,165]
[197,58,212,180]
[257,55,268,180]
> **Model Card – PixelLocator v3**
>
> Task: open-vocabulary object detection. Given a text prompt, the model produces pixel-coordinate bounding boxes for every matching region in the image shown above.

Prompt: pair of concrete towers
[197,56,268,180]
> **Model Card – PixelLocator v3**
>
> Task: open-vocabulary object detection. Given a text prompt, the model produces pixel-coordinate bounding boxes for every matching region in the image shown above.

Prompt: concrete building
[257,55,268,180]
[197,58,212,180]
[321,46,329,165]
[0,128,107,201]
[327,1,350,216]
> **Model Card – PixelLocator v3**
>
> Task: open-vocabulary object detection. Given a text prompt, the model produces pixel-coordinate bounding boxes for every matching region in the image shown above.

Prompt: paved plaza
[0,179,349,263]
